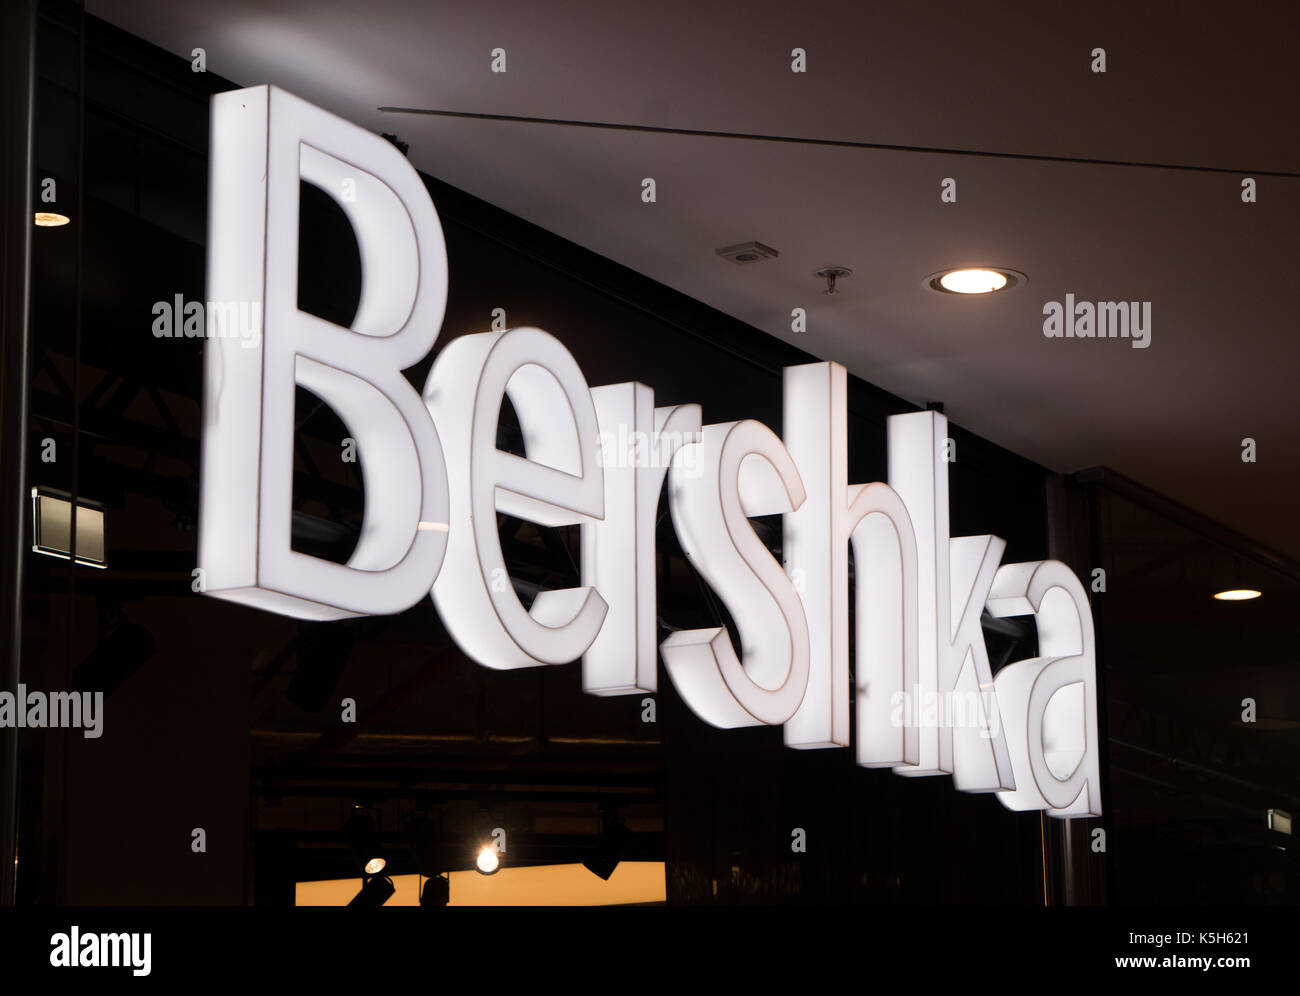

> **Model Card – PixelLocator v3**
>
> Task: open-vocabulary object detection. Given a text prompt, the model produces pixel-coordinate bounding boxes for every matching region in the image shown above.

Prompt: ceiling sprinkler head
[815,266,852,295]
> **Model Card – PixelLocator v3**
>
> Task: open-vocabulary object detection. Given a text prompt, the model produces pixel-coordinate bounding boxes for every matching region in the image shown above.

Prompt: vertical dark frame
[0,0,37,908]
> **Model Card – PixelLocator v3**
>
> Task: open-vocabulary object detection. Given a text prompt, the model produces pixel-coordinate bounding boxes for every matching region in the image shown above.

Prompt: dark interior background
[17,1,1295,905]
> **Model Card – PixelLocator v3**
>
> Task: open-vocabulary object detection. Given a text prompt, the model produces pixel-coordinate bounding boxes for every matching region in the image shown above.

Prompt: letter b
[198,86,450,619]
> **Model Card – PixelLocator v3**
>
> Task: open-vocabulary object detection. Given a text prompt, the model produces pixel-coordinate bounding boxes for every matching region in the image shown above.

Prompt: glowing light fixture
[1213,588,1261,601]
[927,267,1023,295]
[343,806,386,876]
[475,846,500,875]
[34,212,70,227]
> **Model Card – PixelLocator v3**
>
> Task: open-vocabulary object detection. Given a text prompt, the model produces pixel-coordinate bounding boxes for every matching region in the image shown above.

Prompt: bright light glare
[476,847,500,874]
[1213,588,1261,601]
[938,268,1008,294]
[364,856,387,875]
[34,212,70,227]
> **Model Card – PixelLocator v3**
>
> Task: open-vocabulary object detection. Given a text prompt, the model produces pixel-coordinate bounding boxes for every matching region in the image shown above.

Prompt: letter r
[198,85,450,618]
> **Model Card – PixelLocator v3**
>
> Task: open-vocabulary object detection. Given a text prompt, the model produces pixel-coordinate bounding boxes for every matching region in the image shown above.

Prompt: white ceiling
[90,0,1300,561]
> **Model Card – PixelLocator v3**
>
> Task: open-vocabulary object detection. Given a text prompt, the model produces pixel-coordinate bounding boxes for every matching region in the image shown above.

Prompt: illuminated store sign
[198,86,1101,818]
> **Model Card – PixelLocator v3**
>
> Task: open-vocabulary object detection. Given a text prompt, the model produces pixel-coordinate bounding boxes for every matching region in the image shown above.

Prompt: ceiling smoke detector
[716,241,779,265]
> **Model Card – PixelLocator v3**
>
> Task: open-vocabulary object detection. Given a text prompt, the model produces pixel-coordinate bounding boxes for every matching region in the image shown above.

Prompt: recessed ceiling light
[1213,588,1261,601]
[926,267,1025,295]
[34,212,70,227]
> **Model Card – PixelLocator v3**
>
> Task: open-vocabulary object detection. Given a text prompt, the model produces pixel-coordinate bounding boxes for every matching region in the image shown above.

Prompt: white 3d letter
[198,86,450,619]
[988,560,1103,817]
[849,483,921,768]
[887,411,1014,790]
[661,421,810,727]
[581,383,701,695]
[781,363,919,764]
[425,328,607,668]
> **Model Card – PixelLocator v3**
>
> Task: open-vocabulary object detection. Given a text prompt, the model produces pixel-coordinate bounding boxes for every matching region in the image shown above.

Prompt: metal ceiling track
[378,106,1300,178]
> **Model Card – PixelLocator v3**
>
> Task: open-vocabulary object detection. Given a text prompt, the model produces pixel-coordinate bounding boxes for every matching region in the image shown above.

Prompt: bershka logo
[197,86,1102,818]
[49,927,151,976]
